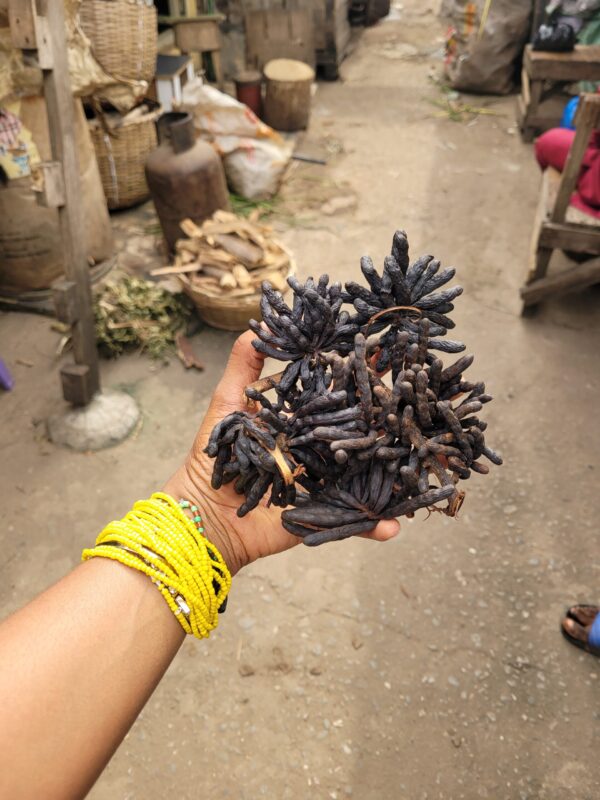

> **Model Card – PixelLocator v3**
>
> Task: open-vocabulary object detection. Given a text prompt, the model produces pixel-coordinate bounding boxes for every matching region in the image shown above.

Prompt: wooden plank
[52,279,79,324]
[516,94,525,125]
[212,47,224,90]
[8,0,53,67]
[173,18,222,52]
[525,44,600,81]
[539,221,600,253]
[573,90,600,127]
[150,263,200,276]
[312,0,350,72]
[245,8,315,70]
[157,13,225,24]
[8,0,38,48]
[60,364,94,407]
[521,67,531,107]
[42,0,100,403]
[167,0,182,16]
[516,99,561,140]
[519,75,544,142]
[551,95,600,223]
[34,160,65,207]
[526,167,556,285]
[521,257,600,306]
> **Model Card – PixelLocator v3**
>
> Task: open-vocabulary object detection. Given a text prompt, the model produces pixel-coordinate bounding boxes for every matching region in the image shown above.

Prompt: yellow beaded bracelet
[82,492,231,639]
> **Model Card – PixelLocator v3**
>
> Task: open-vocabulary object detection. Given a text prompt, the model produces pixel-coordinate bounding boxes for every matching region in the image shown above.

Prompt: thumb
[210,331,266,414]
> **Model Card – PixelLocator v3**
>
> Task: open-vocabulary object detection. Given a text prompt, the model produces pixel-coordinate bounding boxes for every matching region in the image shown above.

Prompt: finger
[361,518,400,542]
[211,331,265,411]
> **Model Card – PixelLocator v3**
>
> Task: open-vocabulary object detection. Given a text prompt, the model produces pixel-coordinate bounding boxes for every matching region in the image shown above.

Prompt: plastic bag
[441,0,533,95]
[178,80,292,200]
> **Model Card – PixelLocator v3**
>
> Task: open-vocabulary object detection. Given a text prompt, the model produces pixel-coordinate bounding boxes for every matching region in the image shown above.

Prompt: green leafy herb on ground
[229,193,278,218]
[427,95,504,123]
[94,276,192,359]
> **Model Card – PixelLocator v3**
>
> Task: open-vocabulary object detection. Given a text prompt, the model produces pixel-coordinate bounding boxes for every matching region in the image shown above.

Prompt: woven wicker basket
[179,261,294,332]
[88,102,160,210]
[80,0,157,84]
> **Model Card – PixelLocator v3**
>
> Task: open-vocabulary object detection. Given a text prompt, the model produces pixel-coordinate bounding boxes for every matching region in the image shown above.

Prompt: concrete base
[47,390,140,451]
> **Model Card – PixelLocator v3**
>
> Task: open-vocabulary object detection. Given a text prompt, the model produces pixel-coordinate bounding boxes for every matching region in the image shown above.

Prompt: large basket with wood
[169,211,294,331]
[79,0,158,84]
[88,101,160,210]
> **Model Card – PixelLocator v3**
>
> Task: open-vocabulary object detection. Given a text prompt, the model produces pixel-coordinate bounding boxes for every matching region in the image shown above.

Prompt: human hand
[163,332,400,575]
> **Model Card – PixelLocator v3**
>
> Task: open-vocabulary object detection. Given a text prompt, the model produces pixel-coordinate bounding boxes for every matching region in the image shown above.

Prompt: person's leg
[535,128,576,171]
[561,604,600,656]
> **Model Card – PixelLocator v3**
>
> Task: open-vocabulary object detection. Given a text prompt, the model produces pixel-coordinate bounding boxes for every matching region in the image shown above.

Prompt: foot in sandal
[561,604,600,657]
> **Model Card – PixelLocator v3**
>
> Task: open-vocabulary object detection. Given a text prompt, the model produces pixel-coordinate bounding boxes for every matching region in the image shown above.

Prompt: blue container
[560,96,580,130]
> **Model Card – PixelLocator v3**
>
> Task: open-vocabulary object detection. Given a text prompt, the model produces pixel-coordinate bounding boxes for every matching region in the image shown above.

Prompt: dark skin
[163,330,401,575]
[0,333,400,800]
[562,605,600,646]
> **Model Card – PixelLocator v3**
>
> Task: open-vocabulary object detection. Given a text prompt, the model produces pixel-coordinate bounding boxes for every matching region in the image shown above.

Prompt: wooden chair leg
[211,49,224,91]
[520,76,543,143]
[524,171,555,289]
[520,122,536,144]
[521,256,600,307]
[529,245,553,284]
[521,243,553,314]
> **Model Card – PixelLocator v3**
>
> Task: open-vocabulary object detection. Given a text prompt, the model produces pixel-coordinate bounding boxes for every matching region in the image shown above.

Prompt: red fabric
[535,128,600,219]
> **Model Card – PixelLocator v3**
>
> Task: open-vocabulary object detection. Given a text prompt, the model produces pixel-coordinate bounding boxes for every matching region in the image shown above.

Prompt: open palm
[164,332,400,575]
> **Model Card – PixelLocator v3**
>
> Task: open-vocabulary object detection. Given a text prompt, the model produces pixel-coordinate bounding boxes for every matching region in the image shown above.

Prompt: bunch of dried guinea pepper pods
[205,230,502,546]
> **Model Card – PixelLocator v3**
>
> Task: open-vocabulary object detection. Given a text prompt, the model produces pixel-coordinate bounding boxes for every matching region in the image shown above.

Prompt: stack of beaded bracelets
[82,492,231,639]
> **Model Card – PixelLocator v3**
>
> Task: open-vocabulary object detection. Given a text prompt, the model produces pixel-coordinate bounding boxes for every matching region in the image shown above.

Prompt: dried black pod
[204,229,502,545]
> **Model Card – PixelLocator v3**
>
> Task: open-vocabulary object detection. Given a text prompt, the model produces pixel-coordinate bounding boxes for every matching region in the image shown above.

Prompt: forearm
[0,558,184,800]
[0,330,395,799]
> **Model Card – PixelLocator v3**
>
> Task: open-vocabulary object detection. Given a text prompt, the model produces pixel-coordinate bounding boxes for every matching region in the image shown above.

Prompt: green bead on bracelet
[179,497,227,614]
[179,499,205,534]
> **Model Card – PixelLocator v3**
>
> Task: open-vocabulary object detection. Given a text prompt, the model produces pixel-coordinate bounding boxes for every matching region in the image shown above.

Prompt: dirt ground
[2,3,600,798]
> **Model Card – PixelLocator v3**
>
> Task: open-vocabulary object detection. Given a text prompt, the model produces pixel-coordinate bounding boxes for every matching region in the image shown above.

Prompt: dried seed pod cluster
[205,230,502,546]
[344,230,466,373]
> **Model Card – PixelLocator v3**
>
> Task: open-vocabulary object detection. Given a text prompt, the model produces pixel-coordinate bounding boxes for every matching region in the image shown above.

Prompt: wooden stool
[158,14,225,90]
[521,93,600,310]
[517,44,600,142]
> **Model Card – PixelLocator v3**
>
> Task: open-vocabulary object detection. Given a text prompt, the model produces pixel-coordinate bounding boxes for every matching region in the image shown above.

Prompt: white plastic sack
[223,139,291,201]
[178,80,292,200]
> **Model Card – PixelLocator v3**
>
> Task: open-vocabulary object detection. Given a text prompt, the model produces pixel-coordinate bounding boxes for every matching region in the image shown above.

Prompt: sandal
[561,604,600,657]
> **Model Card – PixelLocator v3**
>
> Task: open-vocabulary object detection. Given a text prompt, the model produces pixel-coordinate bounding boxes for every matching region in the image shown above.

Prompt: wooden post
[9,0,100,405]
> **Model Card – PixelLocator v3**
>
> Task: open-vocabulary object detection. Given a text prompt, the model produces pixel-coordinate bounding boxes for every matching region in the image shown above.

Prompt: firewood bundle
[205,229,502,546]
[167,211,293,299]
